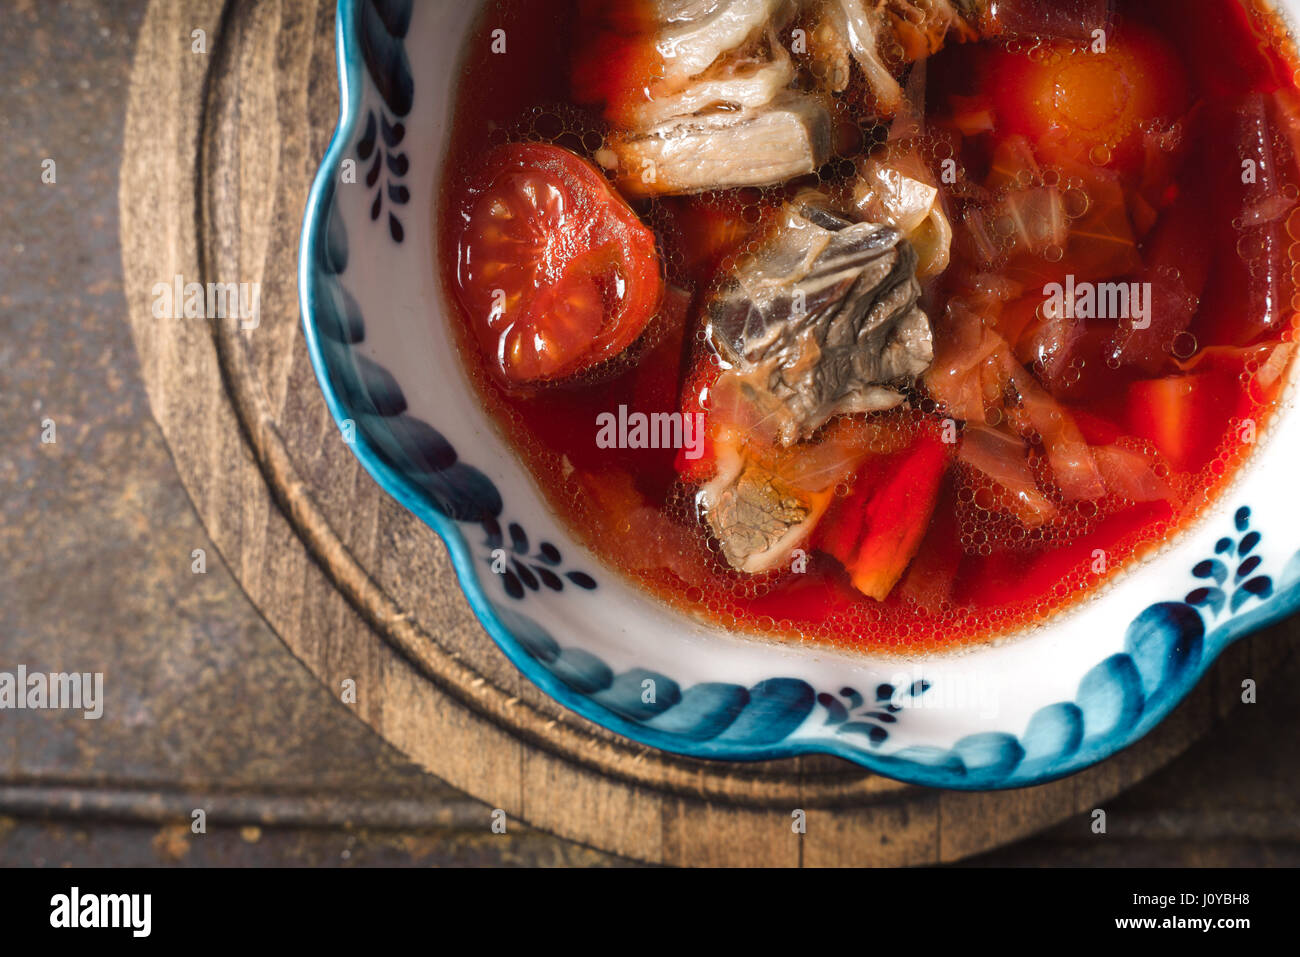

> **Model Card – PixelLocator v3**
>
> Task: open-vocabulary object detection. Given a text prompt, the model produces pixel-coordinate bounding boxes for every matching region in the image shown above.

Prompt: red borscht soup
[439,0,1298,652]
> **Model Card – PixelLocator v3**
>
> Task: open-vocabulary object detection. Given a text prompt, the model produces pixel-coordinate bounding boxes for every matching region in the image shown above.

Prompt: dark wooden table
[1,0,1297,867]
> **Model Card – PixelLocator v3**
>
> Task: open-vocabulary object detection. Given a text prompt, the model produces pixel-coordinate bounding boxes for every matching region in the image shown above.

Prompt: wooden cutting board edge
[116,0,1260,866]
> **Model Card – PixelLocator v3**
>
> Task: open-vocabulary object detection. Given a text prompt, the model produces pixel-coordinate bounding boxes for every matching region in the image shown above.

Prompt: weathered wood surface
[117,0,1294,865]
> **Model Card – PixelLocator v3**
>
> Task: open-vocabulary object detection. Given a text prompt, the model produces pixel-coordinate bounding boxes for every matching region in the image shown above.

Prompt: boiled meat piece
[701,445,828,573]
[621,27,796,130]
[705,196,933,446]
[697,408,866,573]
[595,1,827,195]
[600,91,831,197]
[816,0,899,106]
[653,0,796,83]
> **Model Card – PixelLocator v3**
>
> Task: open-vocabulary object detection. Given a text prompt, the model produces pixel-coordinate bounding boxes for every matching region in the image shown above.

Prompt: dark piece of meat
[705,196,934,446]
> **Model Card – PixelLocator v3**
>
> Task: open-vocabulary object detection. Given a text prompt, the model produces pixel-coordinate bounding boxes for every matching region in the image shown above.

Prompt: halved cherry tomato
[453,143,663,384]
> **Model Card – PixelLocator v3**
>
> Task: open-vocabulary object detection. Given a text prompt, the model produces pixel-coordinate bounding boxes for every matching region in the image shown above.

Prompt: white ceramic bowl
[300,0,1300,788]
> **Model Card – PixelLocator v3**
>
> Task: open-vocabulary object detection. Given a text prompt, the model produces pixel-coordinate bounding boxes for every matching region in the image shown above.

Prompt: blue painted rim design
[297,0,1300,790]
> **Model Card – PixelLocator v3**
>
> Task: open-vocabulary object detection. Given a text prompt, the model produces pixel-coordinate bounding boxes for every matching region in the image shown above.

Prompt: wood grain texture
[117,0,1296,865]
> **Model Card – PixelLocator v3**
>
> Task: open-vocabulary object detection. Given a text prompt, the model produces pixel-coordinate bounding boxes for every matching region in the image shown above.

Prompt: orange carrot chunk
[1126,373,1239,474]
[817,432,951,601]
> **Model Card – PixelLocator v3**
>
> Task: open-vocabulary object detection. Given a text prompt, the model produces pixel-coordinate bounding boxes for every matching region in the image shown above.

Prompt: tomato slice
[453,143,662,384]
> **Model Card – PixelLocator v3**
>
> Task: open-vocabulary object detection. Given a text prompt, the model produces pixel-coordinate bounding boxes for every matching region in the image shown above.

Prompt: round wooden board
[118,0,1281,866]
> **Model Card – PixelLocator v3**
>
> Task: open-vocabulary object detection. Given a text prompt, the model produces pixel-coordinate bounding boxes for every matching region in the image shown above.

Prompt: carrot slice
[817,432,951,601]
[1126,373,1239,474]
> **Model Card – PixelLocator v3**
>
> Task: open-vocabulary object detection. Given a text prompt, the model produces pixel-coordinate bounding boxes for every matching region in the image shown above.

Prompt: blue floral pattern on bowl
[299,0,1300,790]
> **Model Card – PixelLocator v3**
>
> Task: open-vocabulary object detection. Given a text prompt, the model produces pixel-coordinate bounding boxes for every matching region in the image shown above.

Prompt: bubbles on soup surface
[434,0,1300,653]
